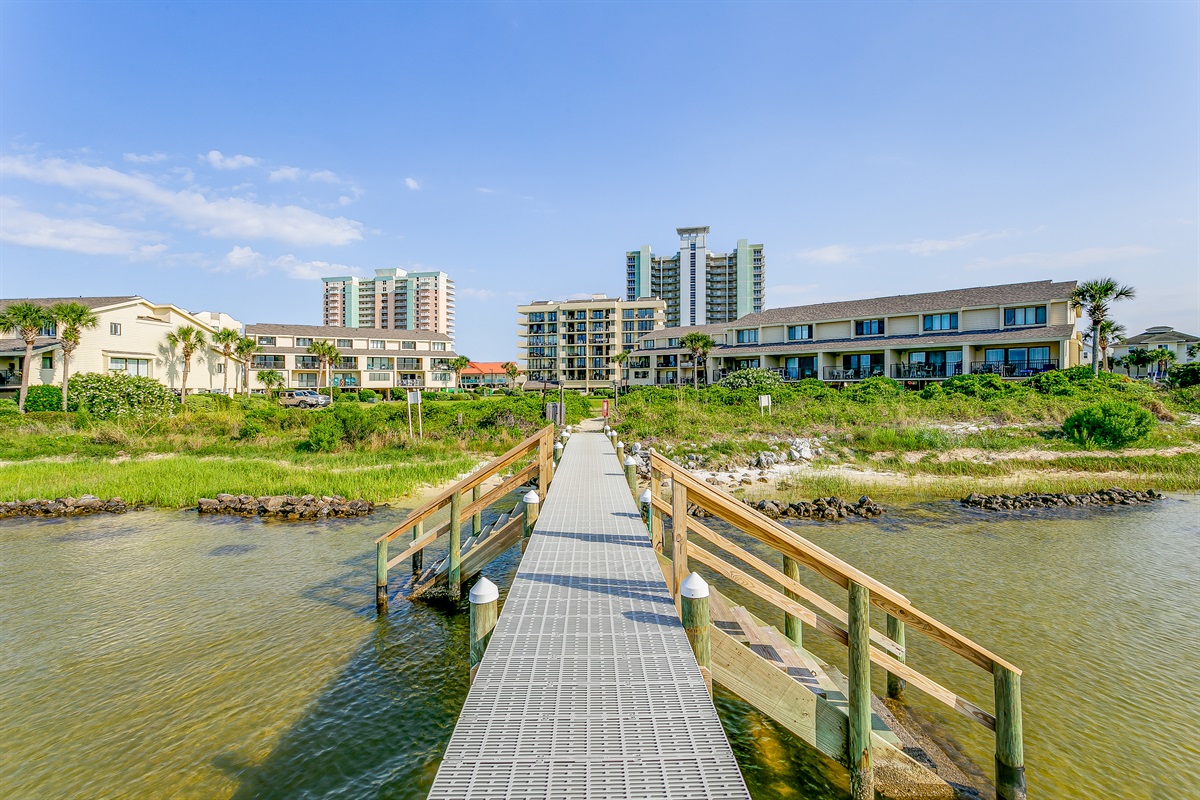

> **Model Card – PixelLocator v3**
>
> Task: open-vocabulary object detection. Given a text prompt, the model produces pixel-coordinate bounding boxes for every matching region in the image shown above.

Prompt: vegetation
[234,335,260,393]
[24,384,63,413]
[212,327,241,396]
[1062,401,1155,448]
[680,332,716,390]
[450,355,471,390]
[164,325,207,404]
[0,301,53,412]
[1168,363,1200,389]
[1072,277,1135,375]
[67,373,178,418]
[50,302,98,411]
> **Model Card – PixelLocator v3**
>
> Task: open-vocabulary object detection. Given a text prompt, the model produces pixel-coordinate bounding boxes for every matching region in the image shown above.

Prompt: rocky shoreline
[0,496,136,518]
[197,493,375,518]
[743,495,885,521]
[961,488,1164,511]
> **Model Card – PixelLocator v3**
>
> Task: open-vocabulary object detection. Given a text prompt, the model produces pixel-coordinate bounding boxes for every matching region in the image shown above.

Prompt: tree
[212,327,241,396]
[258,369,285,398]
[234,336,260,394]
[611,349,629,408]
[1081,320,1126,372]
[307,341,340,390]
[49,302,99,411]
[502,361,519,389]
[450,355,471,390]
[164,325,207,405]
[1189,343,1199,361]
[0,301,53,412]
[1147,347,1176,380]
[1072,278,1135,376]
[680,332,716,390]
[1126,347,1151,378]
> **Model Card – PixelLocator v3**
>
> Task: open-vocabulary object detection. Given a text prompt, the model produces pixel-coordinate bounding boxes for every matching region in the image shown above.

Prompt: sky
[1,1,1197,359]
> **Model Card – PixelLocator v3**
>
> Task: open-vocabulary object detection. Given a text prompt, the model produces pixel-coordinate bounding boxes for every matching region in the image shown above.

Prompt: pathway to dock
[428,431,751,799]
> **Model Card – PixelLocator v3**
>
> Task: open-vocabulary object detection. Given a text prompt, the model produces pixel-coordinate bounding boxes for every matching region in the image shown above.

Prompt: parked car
[278,389,331,409]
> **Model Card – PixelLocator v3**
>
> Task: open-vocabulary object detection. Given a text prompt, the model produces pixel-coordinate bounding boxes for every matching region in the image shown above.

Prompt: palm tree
[449,355,471,391]
[164,325,207,405]
[234,336,260,394]
[1081,320,1127,372]
[1147,347,1176,380]
[313,341,341,391]
[502,361,519,389]
[1072,278,1136,376]
[1189,343,1199,361]
[49,302,99,411]
[680,332,716,390]
[212,327,241,396]
[611,349,629,408]
[258,369,285,398]
[0,301,53,412]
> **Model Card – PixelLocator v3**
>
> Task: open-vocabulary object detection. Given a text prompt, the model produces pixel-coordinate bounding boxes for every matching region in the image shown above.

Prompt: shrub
[1062,401,1155,448]
[306,416,344,451]
[942,373,1011,398]
[67,373,177,418]
[717,368,784,392]
[237,421,263,440]
[358,389,378,402]
[318,387,341,399]
[845,376,902,401]
[23,384,63,412]
[1167,363,1200,389]
[919,383,944,400]
[331,402,378,444]
[0,398,19,420]
[791,378,832,398]
[1023,370,1077,396]
[336,391,360,402]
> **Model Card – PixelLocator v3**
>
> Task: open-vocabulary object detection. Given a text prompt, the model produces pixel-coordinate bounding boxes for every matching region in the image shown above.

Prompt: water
[0,497,1196,799]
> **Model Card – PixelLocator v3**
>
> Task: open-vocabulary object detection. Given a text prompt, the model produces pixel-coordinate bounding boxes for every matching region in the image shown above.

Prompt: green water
[0,497,1196,799]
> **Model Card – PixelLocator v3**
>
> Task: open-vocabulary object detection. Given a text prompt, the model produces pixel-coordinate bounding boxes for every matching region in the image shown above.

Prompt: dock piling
[783,555,802,647]
[448,490,462,600]
[994,665,1026,800]
[887,614,906,699]
[624,455,638,498]
[616,440,625,464]
[411,520,423,574]
[375,539,388,614]
[848,580,874,800]
[523,489,540,537]
[553,440,563,464]
[469,577,499,679]
[640,488,652,533]
[471,484,482,536]
[680,572,712,693]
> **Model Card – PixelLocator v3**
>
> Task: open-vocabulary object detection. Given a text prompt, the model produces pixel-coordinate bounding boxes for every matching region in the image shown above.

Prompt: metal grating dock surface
[427,432,750,799]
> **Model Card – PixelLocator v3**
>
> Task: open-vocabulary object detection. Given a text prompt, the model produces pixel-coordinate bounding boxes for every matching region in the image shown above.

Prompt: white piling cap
[469,577,499,604]
[639,488,653,506]
[523,490,540,504]
[554,441,563,451]
[680,572,710,599]
[624,456,637,467]
[616,440,624,449]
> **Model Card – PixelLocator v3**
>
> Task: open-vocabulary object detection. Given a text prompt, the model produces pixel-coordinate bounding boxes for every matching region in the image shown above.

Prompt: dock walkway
[428,431,750,799]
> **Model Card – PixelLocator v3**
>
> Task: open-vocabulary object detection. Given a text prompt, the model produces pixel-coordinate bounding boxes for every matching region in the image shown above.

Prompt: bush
[791,378,832,398]
[306,417,344,451]
[23,384,63,412]
[717,368,784,392]
[67,373,177,419]
[1167,363,1200,389]
[336,391,360,402]
[331,402,378,444]
[919,383,944,400]
[942,373,1011,399]
[358,389,378,402]
[1023,370,1077,396]
[318,386,341,399]
[1062,401,1155,448]
[0,398,19,420]
[845,376,902,401]
[237,421,263,440]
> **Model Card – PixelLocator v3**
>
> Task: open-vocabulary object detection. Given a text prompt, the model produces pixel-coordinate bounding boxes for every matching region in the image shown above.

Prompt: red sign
[602,399,609,418]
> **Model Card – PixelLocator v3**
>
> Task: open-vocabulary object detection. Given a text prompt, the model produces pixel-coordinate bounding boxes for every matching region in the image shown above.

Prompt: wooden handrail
[651,451,1020,676]
[376,426,552,544]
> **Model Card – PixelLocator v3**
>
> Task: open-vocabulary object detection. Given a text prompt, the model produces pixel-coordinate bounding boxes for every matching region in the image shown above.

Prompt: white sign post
[759,394,772,417]
[407,389,423,438]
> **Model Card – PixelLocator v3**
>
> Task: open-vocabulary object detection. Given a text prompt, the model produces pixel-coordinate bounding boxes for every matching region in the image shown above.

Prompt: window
[109,323,122,336]
[402,341,416,350]
[736,329,758,344]
[636,320,654,332]
[369,340,386,350]
[923,313,958,331]
[296,337,312,347]
[855,319,884,336]
[528,312,545,323]
[787,325,813,341]
[41,354,53,369]
[39,323,56,337]
[257,336,276,346]
[668,338,680,348]
[1004,306,1046,326]
[110,357,150,377]
[623,309,634,319]
[369,373,390,382]
[216,363,224,373]
[432,372,451,382]
[336,339,353,348]
[431,342,446,351]
[296,356,320,369]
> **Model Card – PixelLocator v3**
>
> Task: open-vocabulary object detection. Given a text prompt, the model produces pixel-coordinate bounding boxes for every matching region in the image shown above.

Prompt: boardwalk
[428,431,751,799]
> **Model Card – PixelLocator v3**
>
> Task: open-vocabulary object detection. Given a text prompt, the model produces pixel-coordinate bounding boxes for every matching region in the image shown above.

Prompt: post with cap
[640,488,653,534]
[375,538,388,614]
[624,456,638,498]
[522,489,540,538]
[553,440,563,465]
[615,440,625,464]
[469,577,499,681]
[680,572,712,694]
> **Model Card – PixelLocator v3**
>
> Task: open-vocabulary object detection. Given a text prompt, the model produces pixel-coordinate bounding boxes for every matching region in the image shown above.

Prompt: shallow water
[0,497,1196,798]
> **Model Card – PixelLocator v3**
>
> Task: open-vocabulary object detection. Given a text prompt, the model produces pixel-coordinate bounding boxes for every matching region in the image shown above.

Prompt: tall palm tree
[450,355,471,391]
[164,325,207,405]
[502,361,519,389]
[212,327,241,396]
[1081,320,1127,372]
[680,332,716,390]
[1147,347,1176,380]
[234,336,260,394]
[258,369,285,398]
[1072,278,1136,376]
[611,349,629,406]
[0,301,53,412]
[1126,347,1151,378]
[49,302,99,411]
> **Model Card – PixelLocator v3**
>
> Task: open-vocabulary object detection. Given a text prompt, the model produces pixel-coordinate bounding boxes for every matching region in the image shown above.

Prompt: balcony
[970,360,1059,378]
[892,363,962,380]
[823,366,885,381]
[250,357,286,370]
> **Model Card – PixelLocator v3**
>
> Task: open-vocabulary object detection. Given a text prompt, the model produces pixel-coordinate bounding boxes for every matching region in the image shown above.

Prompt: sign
[759,394,772,416]
[407,390,422,405]
[602,399,610,418]
[406,390,423,438]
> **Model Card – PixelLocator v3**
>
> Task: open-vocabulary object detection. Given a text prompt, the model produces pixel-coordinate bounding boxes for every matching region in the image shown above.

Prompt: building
[322,268,456,339]
[626,280,1084,387]
[1112,326,1200,377]
[0,296,243,397]
[626,226,764,328]
[244,323,458,396]
[459,361,518,390]
[517,294,666,391]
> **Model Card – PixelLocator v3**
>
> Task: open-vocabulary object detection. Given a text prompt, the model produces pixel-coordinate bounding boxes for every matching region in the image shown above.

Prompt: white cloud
[1,155,364,247]
[967,246,1159,271]
[217,246,363,280]
[124,152,168,164]
[205,150,259,170]
[309,170,339,183]
[795,230,1015,263]
[268,166,302,182]
[269,165,344,184]
[405,177,420,191]
[476,187,495,194]
[0,197,164,257]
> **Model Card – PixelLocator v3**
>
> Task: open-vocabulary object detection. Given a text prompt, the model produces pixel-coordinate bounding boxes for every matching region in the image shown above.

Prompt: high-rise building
[322,268,456,339]
[626,226,764,327]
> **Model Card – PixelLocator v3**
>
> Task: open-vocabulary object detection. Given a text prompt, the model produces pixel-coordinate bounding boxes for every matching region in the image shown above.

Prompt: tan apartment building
[517,294,666,391]
[245,324,458,396]
[628,280,1084,387]
[322,268,456,338]
[0,296,242,397]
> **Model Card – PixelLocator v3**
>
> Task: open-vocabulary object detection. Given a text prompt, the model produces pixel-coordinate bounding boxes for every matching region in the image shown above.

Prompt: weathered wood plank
[387,519,449,570]
[459,463,538,522]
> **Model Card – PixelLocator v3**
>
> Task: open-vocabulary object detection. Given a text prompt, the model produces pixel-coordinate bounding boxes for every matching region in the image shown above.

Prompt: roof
[463,361,517,375]
[253,346,460,360]
[711,324,1079,355]
[0,296,140,313]
[246,323,452,342]
[637,323,728,342]
[735,280,1078,327]
[1117,327,1200,346]
[0,337,61,356]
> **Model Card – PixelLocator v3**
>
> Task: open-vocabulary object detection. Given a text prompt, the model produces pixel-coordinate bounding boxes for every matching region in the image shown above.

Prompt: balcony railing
[250,358,286,370]
[970,360,1059,378]
[822,366,885,381]
[892,363,962,380]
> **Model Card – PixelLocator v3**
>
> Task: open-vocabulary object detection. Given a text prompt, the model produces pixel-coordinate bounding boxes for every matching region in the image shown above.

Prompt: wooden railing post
[471,484,482,536]
[994,664,1026,800]
[671,479,688,599]
[848,580,873,800]
[469,577,498,681]
[411,520,423,573]
[538,431,552,499]
[680,572,712,694]
[887,614,906,699]
[650,459,664,552]
[783,555,802,647]
[375,539,388,614]
[448,490,463,600]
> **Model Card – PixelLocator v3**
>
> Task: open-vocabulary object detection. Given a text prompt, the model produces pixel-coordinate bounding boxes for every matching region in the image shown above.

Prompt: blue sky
[1,1,1196,359]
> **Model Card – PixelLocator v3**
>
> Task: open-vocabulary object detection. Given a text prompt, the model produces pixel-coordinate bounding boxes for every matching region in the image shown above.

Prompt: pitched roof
[1117,327,1200,346]
[0,336,60,356]
[637,323,728,342]
[246,322,452,342]
[0,296,140,313]
[712,324,1078,355]
[734,280,1078,327]
[463,361,517,375]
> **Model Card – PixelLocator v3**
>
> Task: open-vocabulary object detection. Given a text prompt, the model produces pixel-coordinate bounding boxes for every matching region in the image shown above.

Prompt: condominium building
[626,226,764,327]
[517,294,666,390]
[0,296,242,397]
[245,324,458,396]
[627,280,1085,387]
[322,268,456,339]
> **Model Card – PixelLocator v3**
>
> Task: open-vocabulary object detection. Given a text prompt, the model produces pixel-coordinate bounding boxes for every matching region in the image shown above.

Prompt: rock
[961,488,1162,512]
